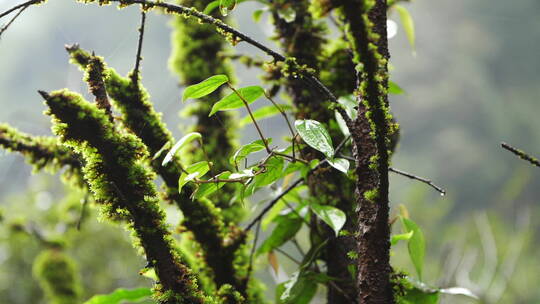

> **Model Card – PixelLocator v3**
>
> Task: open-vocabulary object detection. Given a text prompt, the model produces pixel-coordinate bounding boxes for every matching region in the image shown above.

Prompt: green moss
[42,89,208,303]
[364,189,379,203]
[0,123,84,185]
[33,249,81,304]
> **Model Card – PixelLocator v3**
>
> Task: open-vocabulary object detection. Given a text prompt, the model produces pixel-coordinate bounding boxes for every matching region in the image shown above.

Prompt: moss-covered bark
[0,124,83,185]
[41,89,208,304]
[338,0,395,302]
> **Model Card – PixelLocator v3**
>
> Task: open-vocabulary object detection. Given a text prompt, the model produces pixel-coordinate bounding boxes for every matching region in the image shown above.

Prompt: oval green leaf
[182,74,228,102]
[162,132,202,166]
[395,5,416,52]
[209,86,264,116]
[294,119,334,158]
[310,204,346,236]
[401,217,425,279]
[327,158,350,174]
[230,138,271,165]
[178,161,210,194]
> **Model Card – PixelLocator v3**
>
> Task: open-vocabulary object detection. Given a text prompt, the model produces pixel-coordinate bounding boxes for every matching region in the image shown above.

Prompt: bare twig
[131,10,146,83]
[245,220,261,287]
[0,4,28,39]
[264,92,297,160]
[0,0,41,19]
[228,83,270,152]
[389,167,446,196]
[501,142,540,168]
[275,247,302,265]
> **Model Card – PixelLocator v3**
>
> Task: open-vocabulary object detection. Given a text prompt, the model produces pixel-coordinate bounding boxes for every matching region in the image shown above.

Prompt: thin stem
[0,0,41,19]
[389,167,446,196]
[131,10,146,83]
[245,177,304,231]
[0,4,28,39]
[275,247,302,265]
[501,142,540,168]
[245,220,261,286]
[244,135,351,231]
[228,83,270,152]
[264,91,297,160]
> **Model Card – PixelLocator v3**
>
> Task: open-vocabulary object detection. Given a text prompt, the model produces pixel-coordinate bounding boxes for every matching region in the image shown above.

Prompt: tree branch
[501,142,540,168]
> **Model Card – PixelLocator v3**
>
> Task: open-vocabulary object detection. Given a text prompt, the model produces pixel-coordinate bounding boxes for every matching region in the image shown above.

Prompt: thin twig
[275,247,302,265]
[245,220,261,287]
[264,92,297,160]
[245,177,304,231]
[131,10,146,83]
[389,167,446,196]
[0,0,41,19]
[245,136,351,231]
[228,83,270,152]
[98,0,354,127]
[0,4,28,39]
[501,142,540,168]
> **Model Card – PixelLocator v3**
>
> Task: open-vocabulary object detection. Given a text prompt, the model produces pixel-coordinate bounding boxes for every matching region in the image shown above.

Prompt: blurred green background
[0,0,538,303]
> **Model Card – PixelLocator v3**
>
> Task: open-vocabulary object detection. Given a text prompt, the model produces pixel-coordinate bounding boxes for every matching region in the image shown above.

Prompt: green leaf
[327,158,350,174]
[395,5,416,52]
[335,95,357,137]
[390,230,414,246]
[258,211,303,254]
[83,288,152,304]
[294,119,334,158]
[252,9,265,22]
[439,287,479,300]
[239,104,292,127]
[230,138,271,165]
[399,287,439,304]
[219,0,236,16]
[401,217,425,279]
[182,75,228,102]
[162,132,202,166]
[280,271,318,304]
[253,156,285,187]
[203,0,219,14]
[209,86,265,116]
[178,161,210,194]
[389,81,405,95]
[192,171,231,199]
[310,204,346,236]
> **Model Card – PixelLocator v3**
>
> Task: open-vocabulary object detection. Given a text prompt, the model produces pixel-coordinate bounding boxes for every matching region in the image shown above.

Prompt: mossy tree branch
[66,44,249,299]
[40,89,208,304]
[0,124,84,184]
[339,0,395,302]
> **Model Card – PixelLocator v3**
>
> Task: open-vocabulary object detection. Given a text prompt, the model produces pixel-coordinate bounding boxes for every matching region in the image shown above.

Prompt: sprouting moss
[33,248,81,304]
[0,123,84,186]
[216,284,245,304]
[42,89,208,303]
[364,189,379,203]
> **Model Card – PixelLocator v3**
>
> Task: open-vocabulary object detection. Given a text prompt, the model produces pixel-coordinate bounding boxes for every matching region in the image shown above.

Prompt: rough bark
[341,0,394,302]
